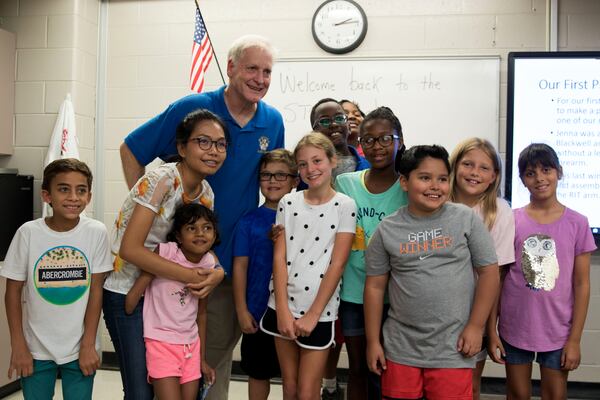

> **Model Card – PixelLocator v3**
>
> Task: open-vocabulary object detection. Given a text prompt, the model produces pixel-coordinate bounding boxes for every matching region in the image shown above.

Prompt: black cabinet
[0,170,34,260]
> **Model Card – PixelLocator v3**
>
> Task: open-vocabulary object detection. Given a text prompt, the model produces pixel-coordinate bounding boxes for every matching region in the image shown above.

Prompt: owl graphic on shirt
[521,234,559,291]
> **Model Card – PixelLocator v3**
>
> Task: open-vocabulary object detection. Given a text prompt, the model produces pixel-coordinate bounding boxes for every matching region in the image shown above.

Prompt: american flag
[190,7,213,93]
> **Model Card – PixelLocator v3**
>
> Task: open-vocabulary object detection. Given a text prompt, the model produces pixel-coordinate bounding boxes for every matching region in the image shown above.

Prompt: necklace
[182,190,198,204]
[178,163,201,204]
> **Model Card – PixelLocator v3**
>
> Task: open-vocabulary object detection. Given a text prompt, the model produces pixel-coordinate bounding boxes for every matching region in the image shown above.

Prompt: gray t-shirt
[334,155,357,178]
[366,202,497,368]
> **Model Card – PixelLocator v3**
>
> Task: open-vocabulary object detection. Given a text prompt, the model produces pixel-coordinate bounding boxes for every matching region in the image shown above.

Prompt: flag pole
[194,0,226,85]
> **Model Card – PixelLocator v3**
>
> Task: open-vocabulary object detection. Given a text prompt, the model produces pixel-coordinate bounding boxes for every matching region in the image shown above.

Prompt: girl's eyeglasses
[359,134,399,149]
[188,136,227,153]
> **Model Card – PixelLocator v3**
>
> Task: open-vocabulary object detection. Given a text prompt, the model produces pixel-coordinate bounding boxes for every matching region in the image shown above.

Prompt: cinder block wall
[0,0,99,218]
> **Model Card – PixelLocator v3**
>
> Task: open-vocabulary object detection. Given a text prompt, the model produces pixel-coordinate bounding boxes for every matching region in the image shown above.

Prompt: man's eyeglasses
[313,114,348,129]
[359,134,399,149]
[188,136,227,153]
[259,172,297,182]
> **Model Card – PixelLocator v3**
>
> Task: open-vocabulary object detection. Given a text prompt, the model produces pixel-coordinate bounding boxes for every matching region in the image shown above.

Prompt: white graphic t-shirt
[0,217,112,364]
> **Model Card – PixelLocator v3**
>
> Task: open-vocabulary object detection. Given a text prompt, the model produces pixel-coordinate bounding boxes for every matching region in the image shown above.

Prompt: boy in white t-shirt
[1,159,112,400]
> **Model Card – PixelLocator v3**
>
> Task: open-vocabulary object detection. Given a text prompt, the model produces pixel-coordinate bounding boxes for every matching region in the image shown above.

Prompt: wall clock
[312,0,368,54]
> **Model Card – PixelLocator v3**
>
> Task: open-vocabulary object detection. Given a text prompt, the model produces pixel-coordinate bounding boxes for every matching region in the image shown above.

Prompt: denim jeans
[102,289,153,400]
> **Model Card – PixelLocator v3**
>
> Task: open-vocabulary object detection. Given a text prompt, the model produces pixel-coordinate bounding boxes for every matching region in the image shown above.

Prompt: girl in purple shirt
[488,143,595,399]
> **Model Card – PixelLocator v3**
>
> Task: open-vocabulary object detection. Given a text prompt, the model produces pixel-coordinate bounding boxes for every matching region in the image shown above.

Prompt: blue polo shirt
[124,86,285,275]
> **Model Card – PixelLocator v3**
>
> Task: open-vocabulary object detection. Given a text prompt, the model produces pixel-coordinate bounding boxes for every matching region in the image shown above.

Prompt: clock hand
[334,18,358,26]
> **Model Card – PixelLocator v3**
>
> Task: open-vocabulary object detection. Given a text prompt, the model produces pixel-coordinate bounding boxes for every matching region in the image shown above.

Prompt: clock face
[312,0,368,54]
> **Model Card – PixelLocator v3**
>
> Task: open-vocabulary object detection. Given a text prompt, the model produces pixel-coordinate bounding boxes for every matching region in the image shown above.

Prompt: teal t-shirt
[335,170,408,303]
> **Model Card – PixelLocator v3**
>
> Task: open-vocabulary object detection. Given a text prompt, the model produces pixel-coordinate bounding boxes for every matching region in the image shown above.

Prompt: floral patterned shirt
[103,163,214,294]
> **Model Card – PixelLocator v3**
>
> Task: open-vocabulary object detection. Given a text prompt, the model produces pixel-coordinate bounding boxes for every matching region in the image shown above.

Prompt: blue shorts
[339,300,389,337]
[501,337,563,370]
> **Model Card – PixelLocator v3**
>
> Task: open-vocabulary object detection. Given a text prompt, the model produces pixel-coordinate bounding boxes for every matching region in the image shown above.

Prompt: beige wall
[0,0,99,219]
[558,0,600,50]
[0,0,599,384]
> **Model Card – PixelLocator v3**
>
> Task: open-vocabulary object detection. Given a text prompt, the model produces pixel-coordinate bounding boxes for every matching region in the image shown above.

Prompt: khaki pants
[205,280,242,400]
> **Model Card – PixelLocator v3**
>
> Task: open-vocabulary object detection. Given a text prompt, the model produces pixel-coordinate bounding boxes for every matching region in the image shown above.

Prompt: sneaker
[321,384,343,400]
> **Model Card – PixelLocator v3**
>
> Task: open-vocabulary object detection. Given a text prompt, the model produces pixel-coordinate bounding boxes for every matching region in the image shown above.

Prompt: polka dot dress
[267,191,357,321]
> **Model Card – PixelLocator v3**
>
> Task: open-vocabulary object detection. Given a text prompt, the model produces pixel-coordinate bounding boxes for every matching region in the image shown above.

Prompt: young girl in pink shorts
[126,204,218,399]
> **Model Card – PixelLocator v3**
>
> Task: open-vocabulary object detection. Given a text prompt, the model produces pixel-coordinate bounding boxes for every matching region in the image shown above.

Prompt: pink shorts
[382,359,472,400]
[145,338,201,384]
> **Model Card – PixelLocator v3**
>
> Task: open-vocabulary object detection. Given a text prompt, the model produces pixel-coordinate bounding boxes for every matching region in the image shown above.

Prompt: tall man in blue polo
[119,35,284,400]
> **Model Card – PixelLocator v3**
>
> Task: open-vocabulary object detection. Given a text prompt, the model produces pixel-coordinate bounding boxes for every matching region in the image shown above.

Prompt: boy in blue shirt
[232,149,298,400]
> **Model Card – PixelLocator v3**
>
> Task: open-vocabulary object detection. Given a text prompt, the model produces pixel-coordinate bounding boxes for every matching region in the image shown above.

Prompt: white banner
[43,93,82,218]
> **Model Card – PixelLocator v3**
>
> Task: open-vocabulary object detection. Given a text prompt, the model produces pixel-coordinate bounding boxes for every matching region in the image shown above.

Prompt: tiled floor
[2,369,513,400]
[5,368,599,399]
[2,370,284,400]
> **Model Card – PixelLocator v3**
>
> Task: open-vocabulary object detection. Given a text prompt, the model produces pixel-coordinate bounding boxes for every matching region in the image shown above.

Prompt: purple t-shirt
[499,207,596,352]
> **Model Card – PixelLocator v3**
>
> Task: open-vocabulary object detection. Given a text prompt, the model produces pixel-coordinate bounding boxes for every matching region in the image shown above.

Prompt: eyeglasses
[259,172,297,182]
[188,136,227,153]
[313,114,348,129]
[359,134,399,149]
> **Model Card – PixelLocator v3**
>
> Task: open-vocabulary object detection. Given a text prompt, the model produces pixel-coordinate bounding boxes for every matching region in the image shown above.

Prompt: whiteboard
[264,56,500,152]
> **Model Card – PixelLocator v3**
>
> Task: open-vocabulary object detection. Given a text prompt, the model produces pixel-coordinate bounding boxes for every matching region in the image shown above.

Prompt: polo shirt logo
[258,136,270,153]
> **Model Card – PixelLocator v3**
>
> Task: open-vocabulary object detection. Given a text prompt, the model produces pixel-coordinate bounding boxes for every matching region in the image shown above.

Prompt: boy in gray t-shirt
[364,145,499,400]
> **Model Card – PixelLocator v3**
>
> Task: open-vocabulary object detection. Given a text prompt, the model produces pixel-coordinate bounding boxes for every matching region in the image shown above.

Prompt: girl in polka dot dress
[260,132,357,399]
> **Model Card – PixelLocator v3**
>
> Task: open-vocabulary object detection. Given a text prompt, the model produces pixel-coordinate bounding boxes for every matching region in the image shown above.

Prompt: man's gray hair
[227,34,276,64]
